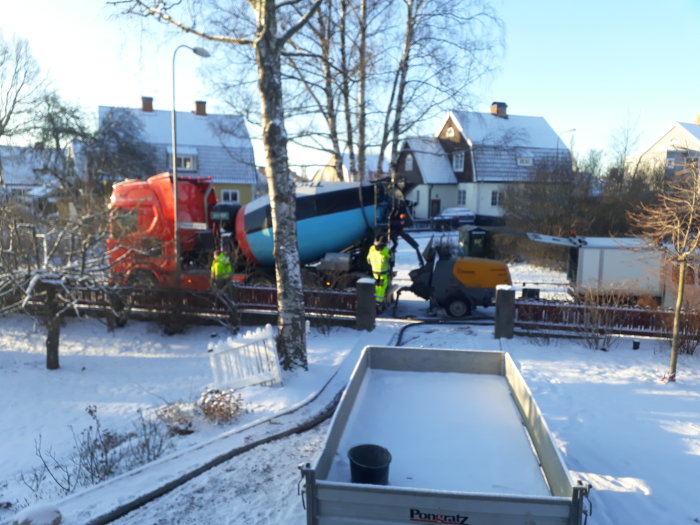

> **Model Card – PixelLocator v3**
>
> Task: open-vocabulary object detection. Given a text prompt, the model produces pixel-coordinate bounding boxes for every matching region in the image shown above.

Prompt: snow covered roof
[98,105,257,185]
[444,109,571,182]
[677,122,700,143]
[311,152,389,182]
[0,146,48,187]
[448,110,566,150]
[403,137,456,184]
[98,106,252,149]
[628,121,700,159]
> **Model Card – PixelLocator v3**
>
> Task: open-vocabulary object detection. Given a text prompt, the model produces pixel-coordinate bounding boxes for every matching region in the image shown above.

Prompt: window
[452,152,465,172]
[457,189,466,205]
[666,158,675,168]
[405,153,414,171]
[517,157,533,167]
[171,154,198,171]
[446,126,455,138]
[415,190,420,205]
[110,208,138,238]
[491,190,503,207]
[222,189,240,203]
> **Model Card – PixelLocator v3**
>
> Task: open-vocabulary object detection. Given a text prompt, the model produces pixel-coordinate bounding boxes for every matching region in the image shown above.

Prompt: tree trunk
[256,1,307,370]
[339,0,357,182]
[668,260,686,382]
[389,0,418,177]
[45,285,60,370]
[357,0,368,181]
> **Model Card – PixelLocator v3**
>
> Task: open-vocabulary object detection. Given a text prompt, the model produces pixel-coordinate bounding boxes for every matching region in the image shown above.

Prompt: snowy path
[112,421,330,525]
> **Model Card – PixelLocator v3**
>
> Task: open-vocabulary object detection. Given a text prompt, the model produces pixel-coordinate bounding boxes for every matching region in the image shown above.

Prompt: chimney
[195,100,207,116]
[141,96,154,112]
[695,114,700,126]
[490,101,508,119]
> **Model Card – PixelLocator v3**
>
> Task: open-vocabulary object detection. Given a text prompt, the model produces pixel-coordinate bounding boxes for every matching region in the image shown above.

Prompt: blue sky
[2,0,700,166]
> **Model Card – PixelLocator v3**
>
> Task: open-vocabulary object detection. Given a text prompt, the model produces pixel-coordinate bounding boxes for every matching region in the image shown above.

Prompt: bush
[198,389,244,423]
[19,405,172,502]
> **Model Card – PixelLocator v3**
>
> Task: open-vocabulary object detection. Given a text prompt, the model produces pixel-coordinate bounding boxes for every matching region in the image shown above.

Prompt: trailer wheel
[446,297,472,318]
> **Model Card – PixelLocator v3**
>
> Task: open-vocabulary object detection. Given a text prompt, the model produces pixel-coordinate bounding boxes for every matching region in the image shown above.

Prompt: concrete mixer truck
[106,172,394,290]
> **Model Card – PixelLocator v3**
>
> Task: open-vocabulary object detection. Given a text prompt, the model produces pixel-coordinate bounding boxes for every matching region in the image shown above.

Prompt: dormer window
[405,153,414,171]
[168,146,199,172]
[452,151,465,172]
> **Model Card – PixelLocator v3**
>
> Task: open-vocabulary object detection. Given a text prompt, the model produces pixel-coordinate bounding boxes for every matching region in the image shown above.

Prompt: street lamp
[171,45,210,283]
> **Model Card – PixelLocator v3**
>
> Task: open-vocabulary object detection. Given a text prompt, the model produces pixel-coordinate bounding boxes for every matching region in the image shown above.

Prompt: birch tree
[377,0,501,177]
[0,32,43,184]
[628,165,700,382]
[113,0,323,370]
[287,0,501,180]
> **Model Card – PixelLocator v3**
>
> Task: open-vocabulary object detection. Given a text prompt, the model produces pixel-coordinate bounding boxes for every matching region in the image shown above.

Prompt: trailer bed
[302,346,589,525]
[326,369,550,496]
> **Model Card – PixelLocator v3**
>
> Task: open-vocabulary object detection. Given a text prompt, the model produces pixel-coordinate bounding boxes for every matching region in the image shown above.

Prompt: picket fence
[209,325,283,389]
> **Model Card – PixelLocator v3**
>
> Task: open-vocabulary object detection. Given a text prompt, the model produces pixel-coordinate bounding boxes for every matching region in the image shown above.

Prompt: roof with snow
[311,152,389,182]
[676,122,700,143]
[0,146,49,187]
[98,106,257,185]
[447,110,571,182]
[449,110,567,149]
[403,137,456,184]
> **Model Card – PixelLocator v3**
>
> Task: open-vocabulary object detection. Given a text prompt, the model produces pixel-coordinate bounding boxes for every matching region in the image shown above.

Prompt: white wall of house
[406,184,458,219]
[459,182,504,219]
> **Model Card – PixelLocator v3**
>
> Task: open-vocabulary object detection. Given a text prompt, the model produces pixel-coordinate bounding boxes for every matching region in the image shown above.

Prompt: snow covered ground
[2,232,700,524]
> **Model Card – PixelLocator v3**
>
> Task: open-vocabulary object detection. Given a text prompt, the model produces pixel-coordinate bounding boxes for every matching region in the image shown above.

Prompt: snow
[1,231,700,524]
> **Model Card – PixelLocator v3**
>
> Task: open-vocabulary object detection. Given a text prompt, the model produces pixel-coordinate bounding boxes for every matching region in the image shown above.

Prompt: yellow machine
[409,239,511,317]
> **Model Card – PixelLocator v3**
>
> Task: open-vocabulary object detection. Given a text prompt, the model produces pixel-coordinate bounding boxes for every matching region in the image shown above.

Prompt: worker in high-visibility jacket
[210,249,233,287]
[367,235,392,305]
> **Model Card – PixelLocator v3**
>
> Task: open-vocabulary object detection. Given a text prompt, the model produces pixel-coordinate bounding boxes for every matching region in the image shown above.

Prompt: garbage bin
[348,444,392,485]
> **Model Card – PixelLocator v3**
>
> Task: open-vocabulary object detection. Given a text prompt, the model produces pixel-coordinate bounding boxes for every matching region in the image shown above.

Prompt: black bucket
[348,444,392,485]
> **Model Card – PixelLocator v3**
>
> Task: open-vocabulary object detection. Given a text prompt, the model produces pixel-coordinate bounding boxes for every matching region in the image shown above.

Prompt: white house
[99,97,259,205]
[626,119,700,176]
[396,102,571,225]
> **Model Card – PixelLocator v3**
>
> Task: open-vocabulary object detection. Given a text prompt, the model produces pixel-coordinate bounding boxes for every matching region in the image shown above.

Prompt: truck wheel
[446,297,472,318]
[127,271,158,288]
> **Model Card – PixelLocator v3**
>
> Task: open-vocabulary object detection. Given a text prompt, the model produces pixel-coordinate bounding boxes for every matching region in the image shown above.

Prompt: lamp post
[171,45,210,283]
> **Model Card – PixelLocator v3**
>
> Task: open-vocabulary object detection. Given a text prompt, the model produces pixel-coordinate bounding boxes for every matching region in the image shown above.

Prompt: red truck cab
[107,172,217,289]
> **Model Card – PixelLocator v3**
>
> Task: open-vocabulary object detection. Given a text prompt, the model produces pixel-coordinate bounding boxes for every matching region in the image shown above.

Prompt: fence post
[494,286,515,339]
[355,277,376,331]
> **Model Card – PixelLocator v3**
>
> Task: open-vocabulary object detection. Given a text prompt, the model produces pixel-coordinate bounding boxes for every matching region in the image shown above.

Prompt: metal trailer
[526,233,665,301]
[300,346,590,525]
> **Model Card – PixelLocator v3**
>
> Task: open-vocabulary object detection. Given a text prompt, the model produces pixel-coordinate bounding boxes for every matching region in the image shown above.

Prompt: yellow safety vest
[211,252,233,280]
[367,245,391,274]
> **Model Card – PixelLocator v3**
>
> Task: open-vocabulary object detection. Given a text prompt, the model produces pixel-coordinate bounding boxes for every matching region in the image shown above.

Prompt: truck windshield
[110,208,138,238]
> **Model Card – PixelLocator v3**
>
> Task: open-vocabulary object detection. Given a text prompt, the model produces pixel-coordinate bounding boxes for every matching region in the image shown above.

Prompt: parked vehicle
[300,345,591,525]
[430,207,476,230]
[107,173,383,290]
[106,172,511,312]
[408,237,511,317]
